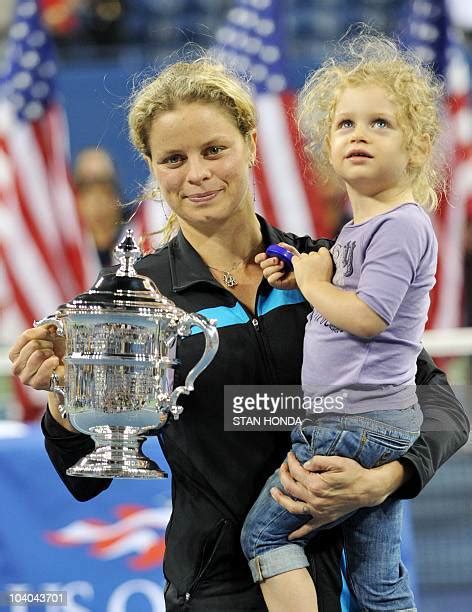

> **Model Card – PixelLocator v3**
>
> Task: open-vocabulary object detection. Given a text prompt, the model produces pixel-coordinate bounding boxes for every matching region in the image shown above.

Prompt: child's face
[329,85,412,200]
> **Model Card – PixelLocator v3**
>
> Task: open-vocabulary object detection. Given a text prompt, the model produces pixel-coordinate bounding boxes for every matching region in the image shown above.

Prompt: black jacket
[42,216,470,611]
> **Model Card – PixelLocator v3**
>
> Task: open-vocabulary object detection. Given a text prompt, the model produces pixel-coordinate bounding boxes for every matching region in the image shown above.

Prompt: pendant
[223,272,238,288]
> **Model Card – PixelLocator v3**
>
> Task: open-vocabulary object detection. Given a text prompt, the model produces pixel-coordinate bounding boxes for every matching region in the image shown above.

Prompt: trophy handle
[168,313,219,419]
[33,315,67,418]
[33,314,65,337]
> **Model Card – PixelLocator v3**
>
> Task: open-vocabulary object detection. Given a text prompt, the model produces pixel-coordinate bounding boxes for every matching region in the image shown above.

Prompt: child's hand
[255,242,300,290]
[292,247,333,293]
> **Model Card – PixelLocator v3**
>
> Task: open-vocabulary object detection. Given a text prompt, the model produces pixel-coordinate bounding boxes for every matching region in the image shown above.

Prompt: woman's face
[146,102,256,229]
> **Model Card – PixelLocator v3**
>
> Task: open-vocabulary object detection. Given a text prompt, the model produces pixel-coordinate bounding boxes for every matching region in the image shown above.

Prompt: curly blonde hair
[297,30,445,211]
[128,58,257,242]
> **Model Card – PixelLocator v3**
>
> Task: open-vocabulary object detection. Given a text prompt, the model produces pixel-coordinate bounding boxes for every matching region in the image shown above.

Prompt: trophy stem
[66,426,167,479]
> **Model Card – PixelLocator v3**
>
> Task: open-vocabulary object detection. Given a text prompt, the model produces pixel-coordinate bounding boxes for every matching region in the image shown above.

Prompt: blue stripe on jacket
[189,288,306,335]
[257,288,306,316]
[190,302,250,335]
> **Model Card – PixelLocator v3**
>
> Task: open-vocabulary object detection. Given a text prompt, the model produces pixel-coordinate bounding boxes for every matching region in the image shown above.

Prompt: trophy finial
[115,229,141,276]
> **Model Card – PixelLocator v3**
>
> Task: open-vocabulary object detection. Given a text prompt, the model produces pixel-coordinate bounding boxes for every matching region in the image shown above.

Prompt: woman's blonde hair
[297,29,445,211]
[128,58,257,243]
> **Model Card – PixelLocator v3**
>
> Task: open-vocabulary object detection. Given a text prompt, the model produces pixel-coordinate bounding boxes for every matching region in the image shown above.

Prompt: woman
[9,58,469,611]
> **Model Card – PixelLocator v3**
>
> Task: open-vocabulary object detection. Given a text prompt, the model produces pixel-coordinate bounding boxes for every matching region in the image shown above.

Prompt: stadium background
[0,1,471,611]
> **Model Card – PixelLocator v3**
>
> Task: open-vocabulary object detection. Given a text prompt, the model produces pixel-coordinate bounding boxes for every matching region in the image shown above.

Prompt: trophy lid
[57,230,177,313]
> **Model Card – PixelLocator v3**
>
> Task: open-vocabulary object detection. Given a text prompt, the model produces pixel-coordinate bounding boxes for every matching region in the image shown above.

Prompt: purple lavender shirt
[302,203,438,413]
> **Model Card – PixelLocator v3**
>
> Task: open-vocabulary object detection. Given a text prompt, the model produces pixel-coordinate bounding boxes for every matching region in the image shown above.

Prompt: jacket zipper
[185,519,228,601]
[241,286,278,384]
[213,281,278,383]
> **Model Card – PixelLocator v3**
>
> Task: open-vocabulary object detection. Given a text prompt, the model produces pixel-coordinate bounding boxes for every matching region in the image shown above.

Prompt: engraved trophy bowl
[34,230,219,479]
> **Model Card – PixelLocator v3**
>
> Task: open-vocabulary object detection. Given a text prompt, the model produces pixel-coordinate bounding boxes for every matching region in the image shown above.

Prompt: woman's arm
[9,325,112,501]
[395,348,470,498]
[41,405,112,502]
[272,349,469,538]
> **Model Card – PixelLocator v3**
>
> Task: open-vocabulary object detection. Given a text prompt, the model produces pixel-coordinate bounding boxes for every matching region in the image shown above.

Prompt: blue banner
[0,423,171,611]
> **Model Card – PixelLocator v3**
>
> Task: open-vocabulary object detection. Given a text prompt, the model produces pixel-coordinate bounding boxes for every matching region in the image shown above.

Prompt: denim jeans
[240,405,422,611]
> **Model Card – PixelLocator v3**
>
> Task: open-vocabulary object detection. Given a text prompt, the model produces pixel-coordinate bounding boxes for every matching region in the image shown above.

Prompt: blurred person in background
[40,0,123,47]
[40,0,81,37]
[73,147,122,266]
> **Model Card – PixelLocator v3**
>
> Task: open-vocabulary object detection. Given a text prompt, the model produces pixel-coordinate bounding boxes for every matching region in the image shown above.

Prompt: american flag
[401,0,472,329]
[0,0,96,420]
[211,0,333,239]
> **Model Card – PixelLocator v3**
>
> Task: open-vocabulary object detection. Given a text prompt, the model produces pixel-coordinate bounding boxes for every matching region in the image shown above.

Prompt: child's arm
[293,248,387,337]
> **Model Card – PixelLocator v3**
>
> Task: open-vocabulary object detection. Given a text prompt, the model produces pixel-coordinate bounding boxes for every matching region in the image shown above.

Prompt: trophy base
[66,426,168,479]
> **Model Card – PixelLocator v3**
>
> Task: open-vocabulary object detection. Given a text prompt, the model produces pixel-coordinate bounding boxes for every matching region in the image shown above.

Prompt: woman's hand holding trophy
[10,230,219,477]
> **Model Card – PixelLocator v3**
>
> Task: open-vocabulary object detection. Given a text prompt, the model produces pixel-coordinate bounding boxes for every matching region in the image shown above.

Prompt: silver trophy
[34,230,219,479]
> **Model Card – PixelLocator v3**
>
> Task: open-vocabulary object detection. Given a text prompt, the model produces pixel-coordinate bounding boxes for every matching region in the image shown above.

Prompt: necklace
[207,262,243,288]
[207,250,259,289]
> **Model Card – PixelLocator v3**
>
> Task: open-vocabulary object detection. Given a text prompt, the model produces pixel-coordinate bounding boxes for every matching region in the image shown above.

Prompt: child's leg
[342,498,416,611]
[334,407,420,609]
[241,422,325,612]
[246,407,419,610]
[240,466,319,611]
[260,568,318,612]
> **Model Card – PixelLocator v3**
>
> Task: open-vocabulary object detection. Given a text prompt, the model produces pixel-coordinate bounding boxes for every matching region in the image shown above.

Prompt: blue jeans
[240,405,422,611]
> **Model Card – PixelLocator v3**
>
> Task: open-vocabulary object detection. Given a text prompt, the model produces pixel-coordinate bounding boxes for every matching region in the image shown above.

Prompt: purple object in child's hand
[265,244,294,271]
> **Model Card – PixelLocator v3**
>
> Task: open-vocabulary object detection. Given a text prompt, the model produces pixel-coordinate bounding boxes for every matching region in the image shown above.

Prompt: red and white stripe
[429,49,472,329]
[0,99,97,420]
[253,92,332,239]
